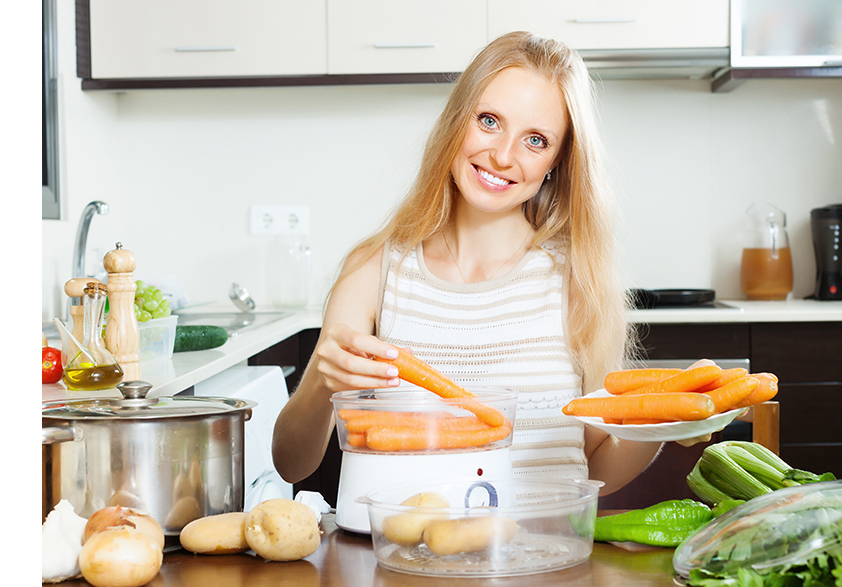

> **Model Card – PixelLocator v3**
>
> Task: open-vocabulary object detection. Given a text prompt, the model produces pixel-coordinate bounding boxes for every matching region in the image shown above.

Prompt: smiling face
[450,66,568,217]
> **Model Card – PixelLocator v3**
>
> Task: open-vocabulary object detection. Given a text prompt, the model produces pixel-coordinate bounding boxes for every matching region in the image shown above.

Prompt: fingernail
[386,367,399,377]
[387,378,400,387]
[385,348,399,359]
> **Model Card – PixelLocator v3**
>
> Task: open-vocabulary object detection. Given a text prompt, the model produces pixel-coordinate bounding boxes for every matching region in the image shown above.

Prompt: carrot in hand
[619,365,723,396]
[562,392,715,421]
[603,368,682,395]
[695,368,749,393]
[703,376,758,413]
[732,373,779,409]
[364,424,512,452]
[375,348,508,428]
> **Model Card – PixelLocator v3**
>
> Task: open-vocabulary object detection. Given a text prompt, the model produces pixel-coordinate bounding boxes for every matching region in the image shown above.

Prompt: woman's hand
[314,324,402,393]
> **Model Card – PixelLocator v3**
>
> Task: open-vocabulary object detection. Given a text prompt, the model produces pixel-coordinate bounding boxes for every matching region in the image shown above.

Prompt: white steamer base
[335,447,513,534]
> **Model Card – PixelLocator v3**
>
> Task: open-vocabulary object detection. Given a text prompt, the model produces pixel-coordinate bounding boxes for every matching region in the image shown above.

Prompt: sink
[173,311,293,336]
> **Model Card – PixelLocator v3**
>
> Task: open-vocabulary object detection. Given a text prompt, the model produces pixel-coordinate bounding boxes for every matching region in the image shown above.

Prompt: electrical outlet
[250,205,310,236]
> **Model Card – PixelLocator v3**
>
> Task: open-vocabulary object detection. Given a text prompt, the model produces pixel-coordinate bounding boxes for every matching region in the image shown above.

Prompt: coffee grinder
[810,204,842,300]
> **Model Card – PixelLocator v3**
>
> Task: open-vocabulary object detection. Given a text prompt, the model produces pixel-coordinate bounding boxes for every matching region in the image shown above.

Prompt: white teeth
[477,168,510,186]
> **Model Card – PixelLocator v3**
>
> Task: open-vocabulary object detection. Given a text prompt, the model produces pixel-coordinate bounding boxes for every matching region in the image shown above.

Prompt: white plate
[570,389,747,442]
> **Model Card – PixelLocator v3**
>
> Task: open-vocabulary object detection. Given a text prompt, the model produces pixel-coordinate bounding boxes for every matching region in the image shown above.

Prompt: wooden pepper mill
[103,242,141,381]
[64,277,102,343]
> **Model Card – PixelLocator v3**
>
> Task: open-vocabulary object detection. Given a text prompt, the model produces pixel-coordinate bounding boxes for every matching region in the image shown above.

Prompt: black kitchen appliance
[810,204,842,300]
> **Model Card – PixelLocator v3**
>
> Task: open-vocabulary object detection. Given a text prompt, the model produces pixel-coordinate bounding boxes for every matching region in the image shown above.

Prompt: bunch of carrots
[341,349,513,452]
[561,361,778,425]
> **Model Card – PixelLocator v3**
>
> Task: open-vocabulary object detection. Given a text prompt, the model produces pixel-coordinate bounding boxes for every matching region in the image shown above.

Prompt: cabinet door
[488,0,729,50]
[89,0,327,79]
[327,0,486,74]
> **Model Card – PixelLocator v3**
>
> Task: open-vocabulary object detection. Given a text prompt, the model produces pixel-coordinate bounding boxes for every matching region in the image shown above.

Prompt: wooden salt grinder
[64,277,101,343]
[103,242,141,381]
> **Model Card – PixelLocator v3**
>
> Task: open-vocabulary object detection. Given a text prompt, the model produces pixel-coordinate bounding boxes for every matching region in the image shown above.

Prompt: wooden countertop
[62,515,682,587]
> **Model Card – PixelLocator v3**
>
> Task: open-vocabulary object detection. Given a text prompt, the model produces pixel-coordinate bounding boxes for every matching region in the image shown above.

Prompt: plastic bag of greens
[673,480,842,586]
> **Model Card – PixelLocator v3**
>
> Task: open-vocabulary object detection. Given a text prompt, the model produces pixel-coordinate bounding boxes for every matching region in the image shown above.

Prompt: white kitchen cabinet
[488,0,729,50]
[88,0,327,79]
[326,0,486,74]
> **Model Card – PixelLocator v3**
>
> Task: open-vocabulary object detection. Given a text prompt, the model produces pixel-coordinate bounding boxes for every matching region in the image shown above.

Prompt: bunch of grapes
[134,280,172,323]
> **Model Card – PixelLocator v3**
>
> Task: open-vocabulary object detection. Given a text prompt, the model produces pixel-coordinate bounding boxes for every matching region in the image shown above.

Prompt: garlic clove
[42,500,88,583]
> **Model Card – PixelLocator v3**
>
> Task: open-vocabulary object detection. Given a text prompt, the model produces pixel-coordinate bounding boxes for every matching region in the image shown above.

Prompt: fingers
[676,432,712,448]
[315,324,402,392]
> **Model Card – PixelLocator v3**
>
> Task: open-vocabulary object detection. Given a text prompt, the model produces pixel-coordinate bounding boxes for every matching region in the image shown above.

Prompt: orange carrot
[603,368,683,395]
[375,348,508,428]
[346,432,367,448]
[695,368,749,393]
[603,417,624,424]
[732,373,779,408]
[344,413,492,434]
[562,392,715,421]
[337,409,453,424]
[622,418,671,425]
[364,424,512,452]
[703,376,759,413]
[619,365,723,395]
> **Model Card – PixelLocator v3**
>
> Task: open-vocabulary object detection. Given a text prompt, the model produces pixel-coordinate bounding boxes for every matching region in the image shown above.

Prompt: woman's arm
[271,246,401,484]
[584,425,663,496]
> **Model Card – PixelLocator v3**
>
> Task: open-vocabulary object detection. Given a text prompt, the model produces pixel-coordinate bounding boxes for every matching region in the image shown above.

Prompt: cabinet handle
[824,59,842,66]
[573,18,637,24]
[373,42,436,49]
[175,46,237,52]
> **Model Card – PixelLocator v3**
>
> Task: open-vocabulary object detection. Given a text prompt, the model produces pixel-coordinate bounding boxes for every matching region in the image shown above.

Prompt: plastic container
[330,386,518,454]
[674,480,842,580]
[364,476,602,577]
[137,315,178,362]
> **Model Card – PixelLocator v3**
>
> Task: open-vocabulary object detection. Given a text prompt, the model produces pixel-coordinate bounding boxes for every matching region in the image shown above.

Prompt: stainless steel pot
[42,380,255,535]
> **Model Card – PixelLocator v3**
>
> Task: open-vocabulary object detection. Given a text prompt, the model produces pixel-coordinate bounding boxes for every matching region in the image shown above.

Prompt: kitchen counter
[61,514,681,587]
[627,298,842,324]
[42,299,841,403]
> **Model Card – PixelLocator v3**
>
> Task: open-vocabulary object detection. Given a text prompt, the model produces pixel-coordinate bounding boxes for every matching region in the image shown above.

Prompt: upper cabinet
[84,0,327,79]
[327,0,486,75]
[488,0,729,50]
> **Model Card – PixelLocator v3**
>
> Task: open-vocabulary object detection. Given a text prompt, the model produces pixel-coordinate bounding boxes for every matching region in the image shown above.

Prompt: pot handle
[42,426,83,445]
[244,408,253,422]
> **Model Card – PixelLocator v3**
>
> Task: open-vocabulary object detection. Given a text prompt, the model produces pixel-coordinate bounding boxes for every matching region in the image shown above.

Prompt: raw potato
[179,512,249,555]
[423,514,518,556]
[381,492,450,547]
[245,499,320,561]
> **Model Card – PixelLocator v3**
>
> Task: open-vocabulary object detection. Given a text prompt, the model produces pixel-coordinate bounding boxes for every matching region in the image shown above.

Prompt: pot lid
[41,380,255,420]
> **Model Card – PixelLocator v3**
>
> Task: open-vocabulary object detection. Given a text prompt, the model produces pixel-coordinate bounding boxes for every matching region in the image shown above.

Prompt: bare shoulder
[324,244,385,333]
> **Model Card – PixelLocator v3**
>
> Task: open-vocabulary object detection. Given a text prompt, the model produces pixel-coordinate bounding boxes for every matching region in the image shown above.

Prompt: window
[43,0,59,220]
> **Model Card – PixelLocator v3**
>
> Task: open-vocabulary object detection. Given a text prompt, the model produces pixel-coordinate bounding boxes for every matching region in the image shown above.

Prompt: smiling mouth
[474,165,513,187]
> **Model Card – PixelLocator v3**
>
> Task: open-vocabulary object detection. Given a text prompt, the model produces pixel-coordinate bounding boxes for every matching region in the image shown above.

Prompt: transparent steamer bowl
[330,385,518,454]
[364,476,602,577]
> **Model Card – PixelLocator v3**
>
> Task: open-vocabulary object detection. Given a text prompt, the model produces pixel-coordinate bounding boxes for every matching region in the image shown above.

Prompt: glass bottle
[740,203,793,301]
[61,281,124,390]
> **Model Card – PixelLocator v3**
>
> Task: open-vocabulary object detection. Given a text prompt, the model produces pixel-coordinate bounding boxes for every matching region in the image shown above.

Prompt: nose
[490,133,517,168]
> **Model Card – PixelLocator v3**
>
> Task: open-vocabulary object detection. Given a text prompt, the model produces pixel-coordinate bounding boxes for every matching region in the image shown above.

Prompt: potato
[244,499,320,561]
[179,512,248,555]
[422,514,518,556]
[381,492,450,547]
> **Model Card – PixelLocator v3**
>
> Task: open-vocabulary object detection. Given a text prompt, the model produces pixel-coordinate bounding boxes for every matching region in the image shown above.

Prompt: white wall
[42,1,842,322]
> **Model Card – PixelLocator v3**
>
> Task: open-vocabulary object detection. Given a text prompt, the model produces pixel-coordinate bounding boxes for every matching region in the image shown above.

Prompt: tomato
[42,346,63,384]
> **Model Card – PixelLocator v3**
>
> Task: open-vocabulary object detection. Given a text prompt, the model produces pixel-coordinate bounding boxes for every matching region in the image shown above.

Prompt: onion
[85,506,165,549]
[79,526,163,587]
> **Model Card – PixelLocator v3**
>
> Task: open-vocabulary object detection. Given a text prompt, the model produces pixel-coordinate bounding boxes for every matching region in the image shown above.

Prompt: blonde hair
[333,31,630,392]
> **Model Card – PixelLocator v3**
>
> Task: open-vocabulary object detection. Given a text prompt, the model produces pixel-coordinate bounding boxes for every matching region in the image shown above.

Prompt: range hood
[580,48,730,81]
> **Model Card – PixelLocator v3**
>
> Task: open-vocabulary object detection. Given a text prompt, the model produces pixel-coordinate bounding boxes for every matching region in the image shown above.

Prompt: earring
[545,169,553,181]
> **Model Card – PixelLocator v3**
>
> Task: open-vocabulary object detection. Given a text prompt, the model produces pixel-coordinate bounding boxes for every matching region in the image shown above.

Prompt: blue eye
[527,135,548,148]
[478,114,498,129]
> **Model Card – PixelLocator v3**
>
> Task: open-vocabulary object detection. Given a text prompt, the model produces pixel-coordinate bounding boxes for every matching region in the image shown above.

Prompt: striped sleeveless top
[376,240,588,480]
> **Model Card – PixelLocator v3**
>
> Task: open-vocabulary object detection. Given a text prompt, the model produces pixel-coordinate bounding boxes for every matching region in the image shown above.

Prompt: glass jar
[740,203,793,301]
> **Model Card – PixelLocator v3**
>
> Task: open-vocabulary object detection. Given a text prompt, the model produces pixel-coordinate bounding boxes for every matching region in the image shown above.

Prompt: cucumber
[173,325,229,353]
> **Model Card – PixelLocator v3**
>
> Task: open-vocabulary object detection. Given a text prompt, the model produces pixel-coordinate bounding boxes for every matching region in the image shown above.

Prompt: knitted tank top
[376,240,587,480]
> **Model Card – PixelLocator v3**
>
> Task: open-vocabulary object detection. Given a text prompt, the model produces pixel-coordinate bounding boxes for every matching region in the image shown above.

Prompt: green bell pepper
[594,499,712,547]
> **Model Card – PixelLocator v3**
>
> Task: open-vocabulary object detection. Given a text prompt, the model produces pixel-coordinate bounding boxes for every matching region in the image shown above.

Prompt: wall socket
[250,205,310,236]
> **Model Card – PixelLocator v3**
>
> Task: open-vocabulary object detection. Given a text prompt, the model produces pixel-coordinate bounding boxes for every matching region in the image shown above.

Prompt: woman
[272,31,661,496]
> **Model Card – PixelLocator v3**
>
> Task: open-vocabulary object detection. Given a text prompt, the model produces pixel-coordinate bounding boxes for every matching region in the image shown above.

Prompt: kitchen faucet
[66,201,109,321]
[72,201,109,279]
